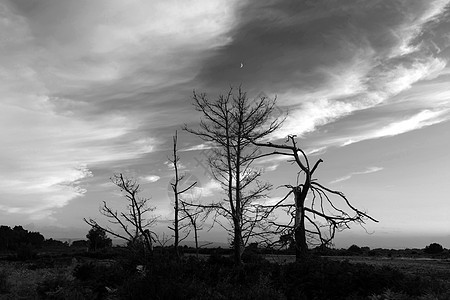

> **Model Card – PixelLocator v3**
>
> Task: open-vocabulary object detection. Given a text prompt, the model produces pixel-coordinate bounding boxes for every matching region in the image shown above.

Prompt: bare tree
[184,86,284,265]
[168,131,197,258]
[179,200,210,258]
[84,173,157,257]
[253,135,378,260]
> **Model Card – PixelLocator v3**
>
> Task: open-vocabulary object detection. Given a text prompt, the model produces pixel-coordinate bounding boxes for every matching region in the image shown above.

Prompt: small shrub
[424,243,444,254]
[0,269,10,294]
[36,275,70,299]
[347,244,363,255]
[242,248,266,264]
[73,262,96,281]
[16,244,38,260]
[207,252,233,266]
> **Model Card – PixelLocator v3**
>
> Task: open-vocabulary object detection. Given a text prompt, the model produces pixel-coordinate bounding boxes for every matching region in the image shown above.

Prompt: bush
[86,227,112,251]
[63,253,450,299]
[347,244,363,255]
[0,269,10,294]
[424,243,444,254]
[36,275,70,299]
[16,244,38,260]
[242,248,266,264]
[73,262,96,281]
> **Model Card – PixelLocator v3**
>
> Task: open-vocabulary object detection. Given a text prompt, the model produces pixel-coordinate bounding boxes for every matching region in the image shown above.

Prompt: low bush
[0,269,10,294]
[15,252,450,299]
[424,243,444,254]
[73,262,96,281]
[16,244,38,260]
[118,255,450,300]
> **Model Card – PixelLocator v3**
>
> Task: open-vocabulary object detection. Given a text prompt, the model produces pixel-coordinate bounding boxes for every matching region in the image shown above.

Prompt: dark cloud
[196,0,447,96]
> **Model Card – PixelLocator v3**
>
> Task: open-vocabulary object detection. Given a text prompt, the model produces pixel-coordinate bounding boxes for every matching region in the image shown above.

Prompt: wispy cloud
[0,0,239,221]
[180,143,214,152]
[265,164,279,172]
[330,167,384,184]
[341,109,450,146]
[198,180,222,198]
[195,0,450,146]
[141,175,161,183]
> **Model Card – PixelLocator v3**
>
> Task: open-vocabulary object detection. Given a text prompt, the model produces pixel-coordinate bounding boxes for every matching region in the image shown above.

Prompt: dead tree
[84,173,157,257]
[254,135,378,260]
[168,131,196,258]
[184,86,284,265]
[179,200,210,258]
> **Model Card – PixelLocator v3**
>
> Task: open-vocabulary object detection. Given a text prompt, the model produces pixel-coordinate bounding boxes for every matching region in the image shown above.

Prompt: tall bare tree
[84,173,157,257]
[253,135,378,260]
[168,131,197,258]
[184,86,284,265]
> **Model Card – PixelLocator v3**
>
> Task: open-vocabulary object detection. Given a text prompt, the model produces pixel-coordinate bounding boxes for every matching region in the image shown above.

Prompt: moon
[240,62,244,68]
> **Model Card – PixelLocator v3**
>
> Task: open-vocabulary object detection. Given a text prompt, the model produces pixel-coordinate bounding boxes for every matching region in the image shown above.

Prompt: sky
[1,0,450,249]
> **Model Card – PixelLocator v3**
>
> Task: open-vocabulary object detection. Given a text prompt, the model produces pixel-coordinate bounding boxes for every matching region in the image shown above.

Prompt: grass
[1,249,450,300]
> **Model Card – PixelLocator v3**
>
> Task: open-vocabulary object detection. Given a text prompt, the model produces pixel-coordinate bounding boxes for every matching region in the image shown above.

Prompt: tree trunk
[174,192,179,259]
[194,222,199,259]
[233,219,243,266]
[142,229,153,258]
[294,187,308,261]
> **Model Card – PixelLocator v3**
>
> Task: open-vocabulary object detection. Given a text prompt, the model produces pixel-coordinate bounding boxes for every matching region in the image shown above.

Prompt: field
[2,249,450,300]
[265,254,450,279]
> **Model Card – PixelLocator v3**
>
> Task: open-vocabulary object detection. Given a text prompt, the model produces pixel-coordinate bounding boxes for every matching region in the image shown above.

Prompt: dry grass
[0,259,76,299]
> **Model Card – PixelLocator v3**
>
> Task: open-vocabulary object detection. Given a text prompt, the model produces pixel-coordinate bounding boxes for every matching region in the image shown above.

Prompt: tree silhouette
[179,199,210,258]
[84,173,157,256]
[254,135,378,260]
[0,225,44,251]
[184,86,284,265]
[168,131,197,259]
[424,243,444,254]
[86,226,112,251]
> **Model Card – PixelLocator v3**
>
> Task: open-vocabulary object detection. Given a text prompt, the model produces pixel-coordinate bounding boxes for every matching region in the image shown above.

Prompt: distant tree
[71,240,89,248]
[253,135,378,261]
[42,238,67,248]
[84,173,158,257]
[424,243,444,254]
[347,244,363,255]
[0,226,14,251]
[0,226,44,251]
[184,86,284,265]
[86,227,112,251]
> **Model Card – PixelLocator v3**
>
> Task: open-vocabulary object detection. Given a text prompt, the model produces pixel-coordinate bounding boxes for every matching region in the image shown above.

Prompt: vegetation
[424,243,444,254]
[184,86,284,265]
[168,130,198,259]
[2,87,445,299]
[253,136,378,260]
[1,226,450,299]
[0,225,44,252]
[84,173,158,257]
[86,227,112,251]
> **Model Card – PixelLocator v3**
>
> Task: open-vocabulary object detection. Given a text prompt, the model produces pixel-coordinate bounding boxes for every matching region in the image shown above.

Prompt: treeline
[0,225,44,251]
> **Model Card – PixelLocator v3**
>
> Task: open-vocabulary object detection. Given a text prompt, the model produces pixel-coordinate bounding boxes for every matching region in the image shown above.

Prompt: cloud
[164,161,186,171]
[198,180,222,198]
[0,0,247,221]
[330,167,384,184]
[253,196,286,206]
[265,164,279,172]
[180,143,214,152]
[195,0,450,145]
[340,109,450,146]
[141,175,161,183]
